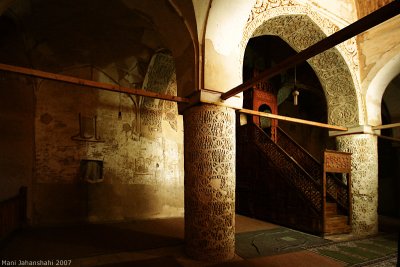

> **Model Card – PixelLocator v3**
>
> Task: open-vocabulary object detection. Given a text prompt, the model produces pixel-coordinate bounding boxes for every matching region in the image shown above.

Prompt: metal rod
[0,63,191,103]
[221,1,400,100]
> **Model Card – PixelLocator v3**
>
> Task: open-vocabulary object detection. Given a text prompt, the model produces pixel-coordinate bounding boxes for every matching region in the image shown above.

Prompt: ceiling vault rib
[0,63,190,103]
[220,0,400,100]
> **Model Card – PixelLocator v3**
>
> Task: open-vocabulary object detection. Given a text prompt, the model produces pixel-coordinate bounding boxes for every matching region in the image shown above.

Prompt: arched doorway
[378,74,400,224]
[258,104,272,131]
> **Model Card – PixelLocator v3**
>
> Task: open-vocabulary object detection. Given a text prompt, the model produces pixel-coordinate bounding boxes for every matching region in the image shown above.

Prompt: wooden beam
[0,63,190,103]
[221,1,400,100]
[239,108,348,131]
[200,99,347,131]
[372,122,400,130]
[374,134,400,143]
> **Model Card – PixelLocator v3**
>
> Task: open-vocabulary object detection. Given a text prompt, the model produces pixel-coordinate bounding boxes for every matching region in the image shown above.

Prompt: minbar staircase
[325,202,351,235]
[236,123,352,236]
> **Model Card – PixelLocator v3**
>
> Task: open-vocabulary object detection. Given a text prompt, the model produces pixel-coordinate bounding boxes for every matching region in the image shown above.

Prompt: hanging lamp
[292,66,300,106]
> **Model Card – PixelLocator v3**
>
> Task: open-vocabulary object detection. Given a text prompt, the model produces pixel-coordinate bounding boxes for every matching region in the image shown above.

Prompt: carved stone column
[336,134,378,236]
[183,104,236,261]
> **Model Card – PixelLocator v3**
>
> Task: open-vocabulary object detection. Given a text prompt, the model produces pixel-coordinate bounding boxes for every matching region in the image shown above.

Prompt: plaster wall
[192,0,212,43]
[360,16,400,125]
[204,0,256,91]
[34,64,184,224]
[0,0,187,225]
[297,0,357,24]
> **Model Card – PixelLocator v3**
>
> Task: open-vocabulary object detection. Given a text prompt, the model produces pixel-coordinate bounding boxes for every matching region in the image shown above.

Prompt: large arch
[235,1,383,236]
[240,2,363,127]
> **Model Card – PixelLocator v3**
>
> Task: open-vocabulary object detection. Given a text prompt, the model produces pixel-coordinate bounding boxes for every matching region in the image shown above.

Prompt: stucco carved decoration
[241,0,364,126]
[142,53,178,136]
[184,104,236,261]
[336,134,378,236]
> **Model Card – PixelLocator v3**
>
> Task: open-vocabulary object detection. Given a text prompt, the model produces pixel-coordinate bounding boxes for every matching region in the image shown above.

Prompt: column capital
[329,125,376,137]
[178,89,243,114]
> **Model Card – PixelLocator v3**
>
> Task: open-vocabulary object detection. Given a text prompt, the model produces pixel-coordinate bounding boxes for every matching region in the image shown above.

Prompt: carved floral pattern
[183,104,236,261]
[241,1,363,126]
[240,0,377,236]
[253,124,322,213]
[336,134,378,236]
[163,74,178,131]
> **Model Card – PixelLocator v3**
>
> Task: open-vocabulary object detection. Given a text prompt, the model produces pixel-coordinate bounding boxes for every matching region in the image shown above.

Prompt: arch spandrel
[240,2,364,127]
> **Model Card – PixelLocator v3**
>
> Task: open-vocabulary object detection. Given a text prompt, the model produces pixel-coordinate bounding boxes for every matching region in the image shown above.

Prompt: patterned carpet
[236,227,398,266]
[308,234,398,266]
[235,227,331,258]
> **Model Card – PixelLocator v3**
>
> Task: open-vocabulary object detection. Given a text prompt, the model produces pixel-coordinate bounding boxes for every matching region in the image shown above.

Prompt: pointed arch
[240,3,363,127]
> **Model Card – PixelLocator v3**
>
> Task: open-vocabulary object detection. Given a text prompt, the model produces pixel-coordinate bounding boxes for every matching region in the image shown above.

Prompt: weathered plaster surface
[298,0,357,25]
[121,0,197,97]
[360,16,400,125]
[203,0,256,91]
[359,17,400,86]
[35,55,184,224]
[0,0,188,224]
[192,0,211,43]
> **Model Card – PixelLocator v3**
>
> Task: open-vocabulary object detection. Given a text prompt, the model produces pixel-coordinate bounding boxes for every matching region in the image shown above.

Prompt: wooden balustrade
[323,150,352,234]
[0,186,27,241]
[243,123,352,235]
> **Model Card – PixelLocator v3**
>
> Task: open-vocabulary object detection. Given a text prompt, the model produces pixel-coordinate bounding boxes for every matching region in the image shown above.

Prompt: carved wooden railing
[245,123,352,234]
[276,128,351,217]
[0,186,27,241]
[276,127,322,181]
[323,150,352,224]
[250,124,322,216]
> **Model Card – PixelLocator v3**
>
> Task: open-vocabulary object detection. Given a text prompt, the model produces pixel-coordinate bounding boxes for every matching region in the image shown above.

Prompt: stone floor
[0,215,398,267]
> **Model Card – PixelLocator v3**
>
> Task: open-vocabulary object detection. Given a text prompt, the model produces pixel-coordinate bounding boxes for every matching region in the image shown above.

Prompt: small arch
[258,104,272,130]
[365,54,400,126]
